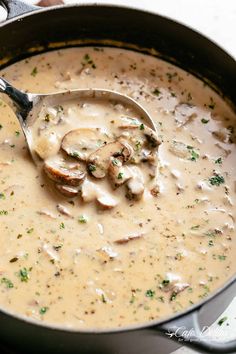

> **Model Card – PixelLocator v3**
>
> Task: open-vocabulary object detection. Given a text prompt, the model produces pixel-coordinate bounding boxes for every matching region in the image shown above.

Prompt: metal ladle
[0,77,156,159]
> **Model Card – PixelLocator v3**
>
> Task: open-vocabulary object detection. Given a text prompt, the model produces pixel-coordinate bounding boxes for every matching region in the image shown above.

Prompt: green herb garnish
[71,152,79,158]
[209,174,225,186]
[101,294,107,303]
[162,279,170,287]
[27,228,34,234]
[19,268,30,282]
[117,172,123,180]
[187,146,199,161]
[215,157,222,164]
[145,289,155,298]
[88,164,96,172]
[78,215,87,224]
[1,277,14,288]
[218,316,228,326]
[39,307,49,315]
[59,222,65,229]
[31,67,38,77]
[170,292,177,301]
[44,114,50,122]
[191,225,200,230]
[0,210,8,215]
[139,123,145,130]
[201,118,209,124]
[152,88,161,96]
[218,255,226,261]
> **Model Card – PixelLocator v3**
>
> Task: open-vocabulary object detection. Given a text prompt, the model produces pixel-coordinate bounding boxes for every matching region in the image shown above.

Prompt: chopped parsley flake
[15,131,20,137]
[71,152,79,158]
[19,268,30,282]
[208,98,216,110]
[170,292,177,301]
[78,215,87,224]
[187,146,199,161]
[161,279,170,287]
[145,289,155,298]
[44,114,50,122]
[152,88,161,96]
[88,164,96,172]
[60,222,65,229]
[112,158,119,166]
[117,172,123,179]
[218,255,226,261]
[215,157,222,164]
[201,118,209,124]
[31,67,38,77]
[0,210,8,215]
[139,123,145,130]
[209,174,225,186]
[82,54,96,69]
[39,307,49,315]
[101,294,107,303]
[27,227,34,234]
[0,193,6,200]
[135,141,142,151]
[1,277,14,288]
[191,225,200,230]
[208,240,214,247]
[218,316,228,326]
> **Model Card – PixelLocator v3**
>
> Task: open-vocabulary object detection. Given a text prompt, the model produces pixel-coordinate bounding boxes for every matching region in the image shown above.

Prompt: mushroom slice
[144,126,161,149]
[97,194,119,209]
[126,167,145,200]
[118,117,161,149]
[55,184,79,197]
[87,140,133,179]
[108,157,132,188]
[44,156,86,186]
[61,128,109,161]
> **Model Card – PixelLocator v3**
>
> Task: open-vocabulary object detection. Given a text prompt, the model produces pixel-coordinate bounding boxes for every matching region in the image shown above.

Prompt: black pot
[0,1,236,353]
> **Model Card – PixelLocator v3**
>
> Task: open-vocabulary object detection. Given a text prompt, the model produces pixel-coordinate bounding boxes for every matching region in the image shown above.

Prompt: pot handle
[0,0,38,19]
[158,308,236,353]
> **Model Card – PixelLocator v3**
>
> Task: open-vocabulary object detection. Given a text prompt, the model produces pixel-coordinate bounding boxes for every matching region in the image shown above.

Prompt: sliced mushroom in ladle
[44,156,86,186]
[61,128,111,161]
[0,78,156,163]
[87,140,133,179]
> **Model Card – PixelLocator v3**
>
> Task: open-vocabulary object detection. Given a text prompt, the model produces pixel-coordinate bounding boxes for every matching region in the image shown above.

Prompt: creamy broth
[0,47,236,329]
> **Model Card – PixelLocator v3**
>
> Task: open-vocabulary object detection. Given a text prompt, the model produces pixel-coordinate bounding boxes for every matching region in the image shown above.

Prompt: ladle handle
[0,77,32,121]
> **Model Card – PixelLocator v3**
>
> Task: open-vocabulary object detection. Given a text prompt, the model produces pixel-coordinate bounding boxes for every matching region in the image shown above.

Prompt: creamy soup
[0,47,236,330]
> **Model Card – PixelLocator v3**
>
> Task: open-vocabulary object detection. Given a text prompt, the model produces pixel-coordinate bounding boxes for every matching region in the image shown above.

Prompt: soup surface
[0,47,236,329]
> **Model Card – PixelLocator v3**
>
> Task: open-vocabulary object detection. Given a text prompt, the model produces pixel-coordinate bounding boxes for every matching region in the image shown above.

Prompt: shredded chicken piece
[97,246,118,261]
[56,204,73,218]
[37,209,56,219]
[114,233,145,244]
